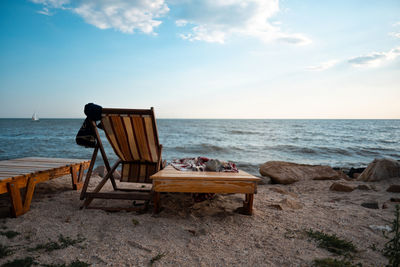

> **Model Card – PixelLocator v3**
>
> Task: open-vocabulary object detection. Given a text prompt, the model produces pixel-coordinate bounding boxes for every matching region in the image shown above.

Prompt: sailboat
[32,112,39,121]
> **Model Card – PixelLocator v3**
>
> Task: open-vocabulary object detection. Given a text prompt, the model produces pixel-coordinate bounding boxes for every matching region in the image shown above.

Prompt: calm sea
[0,119,399,175]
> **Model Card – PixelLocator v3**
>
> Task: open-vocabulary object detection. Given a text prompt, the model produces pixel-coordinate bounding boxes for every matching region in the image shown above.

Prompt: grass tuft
[28,235,85,252]
[42,260,90,267]
[1,256,37,267]
[383,205,400,267]
[312,258,360,267]
[0,231,20,239]
[0,244,13,259]
[307,229,357,255]
[132,218,139,226]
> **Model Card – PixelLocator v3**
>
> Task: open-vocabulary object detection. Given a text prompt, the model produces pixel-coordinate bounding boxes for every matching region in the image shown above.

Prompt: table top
[151,165,261,182]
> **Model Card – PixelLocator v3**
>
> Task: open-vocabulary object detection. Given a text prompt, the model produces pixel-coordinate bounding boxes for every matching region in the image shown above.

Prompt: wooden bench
[0,157,90,217]
[151,166,261,215]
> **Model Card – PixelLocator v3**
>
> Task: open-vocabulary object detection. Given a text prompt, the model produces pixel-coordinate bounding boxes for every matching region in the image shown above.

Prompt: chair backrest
[100,107,161,183]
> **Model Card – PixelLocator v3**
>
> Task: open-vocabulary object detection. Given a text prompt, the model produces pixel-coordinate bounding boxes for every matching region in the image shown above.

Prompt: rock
[357,158,400,182]
[361,202,379,209]
[329,182,356,192]
[259,161,346,185]
[356,184,371,191]
[93,165,121,179]
[353,173,361,179]
[387,185,400,193]
[390,198,400,202]
[382,202,389,209]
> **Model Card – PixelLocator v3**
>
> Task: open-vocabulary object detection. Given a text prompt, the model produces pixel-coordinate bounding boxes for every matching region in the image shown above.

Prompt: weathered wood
[7,182,23,217]
[0,157,90,217]
[150,166,260,181]
[153,180,256,194]
[151,166,260,215]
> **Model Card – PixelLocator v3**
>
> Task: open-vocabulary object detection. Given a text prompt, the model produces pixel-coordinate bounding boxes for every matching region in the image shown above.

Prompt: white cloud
[348,46,400,67]
[393,22,400,27]
[175,19,187,27]
[389,32,400,38]
[31,0,169,34]
[172,0,311,45]
[31,0,310,44]
[306,60,339,71]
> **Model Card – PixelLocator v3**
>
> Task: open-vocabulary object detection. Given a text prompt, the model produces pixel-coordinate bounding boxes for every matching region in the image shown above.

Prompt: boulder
[357,158,400,182]
[387,185,400,193]
[259,161,345,185]
[330,182,356,192]
[356,184,371,191]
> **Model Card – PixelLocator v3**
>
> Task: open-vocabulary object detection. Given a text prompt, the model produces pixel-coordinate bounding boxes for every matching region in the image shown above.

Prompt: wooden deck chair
[80,107,164,211]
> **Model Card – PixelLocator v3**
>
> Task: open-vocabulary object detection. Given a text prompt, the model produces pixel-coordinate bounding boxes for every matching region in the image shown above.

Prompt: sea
[0,119,399,176]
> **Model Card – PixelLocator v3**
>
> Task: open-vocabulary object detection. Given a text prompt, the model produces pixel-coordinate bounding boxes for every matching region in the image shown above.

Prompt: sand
[0,174,398,266]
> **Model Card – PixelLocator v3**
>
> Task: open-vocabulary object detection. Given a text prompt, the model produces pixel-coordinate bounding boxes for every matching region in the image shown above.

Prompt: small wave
[228,130,259,135]
[171,144,231,154]
[266,145,318,155]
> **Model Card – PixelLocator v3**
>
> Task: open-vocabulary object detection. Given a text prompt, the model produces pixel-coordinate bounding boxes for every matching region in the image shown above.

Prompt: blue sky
[0,0,399,119]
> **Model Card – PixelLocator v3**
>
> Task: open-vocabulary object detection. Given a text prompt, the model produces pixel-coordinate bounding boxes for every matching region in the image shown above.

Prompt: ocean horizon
[1,118,399,175]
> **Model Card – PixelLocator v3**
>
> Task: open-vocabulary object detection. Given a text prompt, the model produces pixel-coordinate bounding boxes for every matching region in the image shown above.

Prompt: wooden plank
[0,162,89,194]
[150,166,260,182]
[153,180,256,194]
[12,157,87,164]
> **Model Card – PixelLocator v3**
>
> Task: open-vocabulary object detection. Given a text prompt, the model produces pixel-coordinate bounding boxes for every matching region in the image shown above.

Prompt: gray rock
[259,161,346,185]
[357,158,400,182]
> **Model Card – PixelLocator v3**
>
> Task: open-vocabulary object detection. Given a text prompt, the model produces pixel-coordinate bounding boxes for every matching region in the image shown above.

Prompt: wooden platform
[150,166,261,215]
[0,157,90,217]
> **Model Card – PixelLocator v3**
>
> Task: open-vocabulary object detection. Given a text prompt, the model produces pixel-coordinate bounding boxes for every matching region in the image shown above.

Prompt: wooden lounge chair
[0,157,90,217]
[80,107,164,211]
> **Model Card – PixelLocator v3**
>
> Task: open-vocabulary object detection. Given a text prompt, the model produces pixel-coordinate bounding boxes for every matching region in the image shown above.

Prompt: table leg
[153,192,161,214]
[242,193,254,215]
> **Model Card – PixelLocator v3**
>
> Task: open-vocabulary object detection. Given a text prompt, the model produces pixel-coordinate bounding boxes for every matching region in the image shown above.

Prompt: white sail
[32,112,39,121]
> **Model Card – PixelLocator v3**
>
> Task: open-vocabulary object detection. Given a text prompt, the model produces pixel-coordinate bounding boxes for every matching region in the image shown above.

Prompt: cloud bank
[31,0,311,45]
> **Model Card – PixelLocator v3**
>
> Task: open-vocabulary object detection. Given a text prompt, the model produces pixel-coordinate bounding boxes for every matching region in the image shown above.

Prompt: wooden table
[150,166,261,215]
[0,157,90,217]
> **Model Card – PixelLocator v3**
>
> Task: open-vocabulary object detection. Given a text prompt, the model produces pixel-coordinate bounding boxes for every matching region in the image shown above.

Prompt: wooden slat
[150,166,261,182]
[122,116,139,160]
[111,116,132,161]
[132,116,150,162]
[102,116,125,160]
[153,180,256,194]
[143,116,157,162]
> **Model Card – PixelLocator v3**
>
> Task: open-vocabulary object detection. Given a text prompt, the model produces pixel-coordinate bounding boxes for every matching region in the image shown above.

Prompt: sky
[0,0,399,119]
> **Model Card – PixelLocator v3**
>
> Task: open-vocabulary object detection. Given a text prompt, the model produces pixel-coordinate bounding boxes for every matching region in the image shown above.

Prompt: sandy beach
[0,171,398,266]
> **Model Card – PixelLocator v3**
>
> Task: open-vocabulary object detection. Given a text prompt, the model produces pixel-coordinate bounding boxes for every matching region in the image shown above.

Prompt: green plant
[312,258,360,267]
[1,256,36,267]
[0,244,13,259]
[307,229,357,255]
[42,260,90,267]
[28,235,85,252]
[383,205,400,267]
[132,218,139,226]
[0,231,20,239]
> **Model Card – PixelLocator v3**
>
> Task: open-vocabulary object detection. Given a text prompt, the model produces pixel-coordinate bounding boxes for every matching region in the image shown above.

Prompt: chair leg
[80,145,99,200]
[81,160,121,208]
